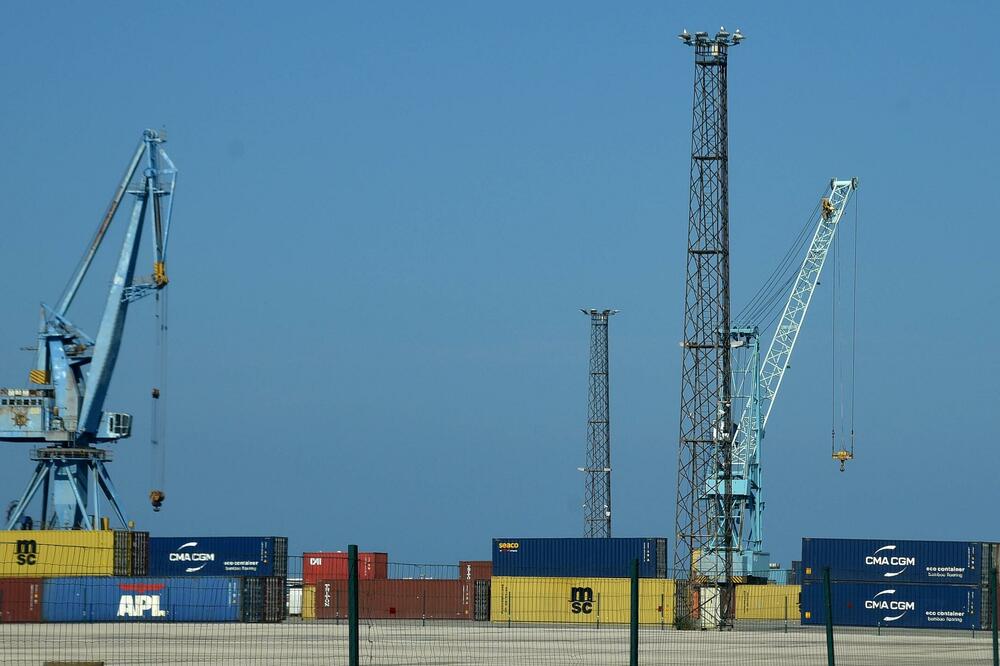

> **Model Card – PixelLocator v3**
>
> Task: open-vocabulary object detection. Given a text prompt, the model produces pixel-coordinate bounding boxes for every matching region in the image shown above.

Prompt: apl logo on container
[864,589,915,623]
[168,541,215,572]
[117,583,167,618]
[865,545,916,578]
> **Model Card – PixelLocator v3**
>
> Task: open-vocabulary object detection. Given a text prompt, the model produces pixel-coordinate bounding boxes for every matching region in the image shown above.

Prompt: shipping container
[458,561,492,581]
[316,579,465,620]
[288,587,302,616]
[734,584,800,620]
[42,577,242,622]
[302,584,316,620]
[802,538,980,586]
[492,538,668,578]
[1,530,147,578]
[241,577,286,622]
[801,581,980,630]
[0,578,42,622]
[149,537,288,577]
[302,551,387,585]
[489,576,675,625]
[473,580,490,621]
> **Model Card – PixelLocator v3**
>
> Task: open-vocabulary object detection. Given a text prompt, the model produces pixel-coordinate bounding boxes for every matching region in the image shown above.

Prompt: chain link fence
[1,539,998,665]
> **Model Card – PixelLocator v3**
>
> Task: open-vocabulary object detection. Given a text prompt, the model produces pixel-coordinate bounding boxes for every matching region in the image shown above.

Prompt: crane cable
[831,191,860,471]
[150,289,167,511]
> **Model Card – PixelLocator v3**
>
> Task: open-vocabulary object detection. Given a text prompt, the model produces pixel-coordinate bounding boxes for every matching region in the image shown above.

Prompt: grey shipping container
[802,538,980,586]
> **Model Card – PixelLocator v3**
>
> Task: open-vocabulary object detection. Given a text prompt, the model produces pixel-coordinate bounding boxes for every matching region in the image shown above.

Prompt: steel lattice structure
[581,309,616,538]
[674,27,742,627]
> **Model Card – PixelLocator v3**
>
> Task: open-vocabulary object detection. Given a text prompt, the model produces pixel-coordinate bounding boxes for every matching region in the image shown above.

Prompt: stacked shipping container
[490,537,670,625]
[800,537,984,630]
[0,532,288,624]
[300,551,388,621]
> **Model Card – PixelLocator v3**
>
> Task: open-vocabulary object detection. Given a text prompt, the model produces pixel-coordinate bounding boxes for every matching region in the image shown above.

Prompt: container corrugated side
[489,576,675,625]
[734,584,800,620]
[801,537,980,585]
[303,552,388,585]
[1,531,115,577]
[301,584,316,620]
[801,581,981,630]
[492,538,668,578]
[0,578,43,622]
[241,576,286,622]
[42,577,242,622]
[316,579,465,620]
[458,561,492,581]
[149,537,285,577]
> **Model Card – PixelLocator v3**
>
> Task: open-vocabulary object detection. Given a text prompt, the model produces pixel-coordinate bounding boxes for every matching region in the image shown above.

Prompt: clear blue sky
[1,2,997,568]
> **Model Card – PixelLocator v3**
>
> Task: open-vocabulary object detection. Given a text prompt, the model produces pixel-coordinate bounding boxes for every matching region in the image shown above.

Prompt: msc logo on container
[117,583,167,618]
[865,545,916,578]
[497,542,520,552]
[15,540,37,565]
[864,589,914,622]
[168,541,216,573]
[569,587,594,614]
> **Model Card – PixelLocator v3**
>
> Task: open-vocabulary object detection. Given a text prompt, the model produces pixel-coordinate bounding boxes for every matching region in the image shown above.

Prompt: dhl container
[489,576,675,625]
[316,579,465,620]
[302,584,316,620]
[0,530,147,578]
[734,584,800,620]
[0,578,43,622]
[302,552,388,585]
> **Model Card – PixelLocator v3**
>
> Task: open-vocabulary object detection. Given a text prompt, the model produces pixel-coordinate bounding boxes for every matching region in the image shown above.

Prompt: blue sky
[1,2,997,568]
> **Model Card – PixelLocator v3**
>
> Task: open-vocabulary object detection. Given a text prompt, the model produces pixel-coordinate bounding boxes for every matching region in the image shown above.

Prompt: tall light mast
[581,308,616,538]
[674,27,743,628]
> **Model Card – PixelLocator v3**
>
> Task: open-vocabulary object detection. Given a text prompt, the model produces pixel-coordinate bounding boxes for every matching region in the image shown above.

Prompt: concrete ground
[0,620,994,665]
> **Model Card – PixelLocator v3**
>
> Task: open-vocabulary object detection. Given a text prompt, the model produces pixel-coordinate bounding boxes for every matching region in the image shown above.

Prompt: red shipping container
[303,552,388,585]
[316,579,464,620]
[458,561,491,619]
[458,561,492,581]
[0,578,42,622]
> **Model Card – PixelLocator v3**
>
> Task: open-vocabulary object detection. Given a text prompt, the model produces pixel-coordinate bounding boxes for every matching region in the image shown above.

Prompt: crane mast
[707,178,857,574]
[1,129,175,530]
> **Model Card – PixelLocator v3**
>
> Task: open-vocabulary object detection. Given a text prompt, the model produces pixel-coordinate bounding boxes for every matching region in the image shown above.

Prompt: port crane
[1,129,175,530]
[704,178,859,576]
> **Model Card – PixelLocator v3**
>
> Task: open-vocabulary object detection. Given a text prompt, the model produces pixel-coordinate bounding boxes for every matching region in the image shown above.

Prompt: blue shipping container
[149,537,287,577]
[492,538,668,578]
[42,577,242,622]
[802,538,980,585]
[801,581,981,630]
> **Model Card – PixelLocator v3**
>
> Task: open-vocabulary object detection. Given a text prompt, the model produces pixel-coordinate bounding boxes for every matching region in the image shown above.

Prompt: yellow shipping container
[0,530,116,577]
[302,584,316,620]
[734,584,800,620]
[491,576,675,625]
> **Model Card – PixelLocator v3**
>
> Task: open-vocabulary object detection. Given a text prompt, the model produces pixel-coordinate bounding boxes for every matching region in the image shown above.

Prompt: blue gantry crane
[1,129,176,530]
[702,178,859,577]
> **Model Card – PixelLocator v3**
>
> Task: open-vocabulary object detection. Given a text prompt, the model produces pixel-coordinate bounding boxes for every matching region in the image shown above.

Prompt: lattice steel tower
[581,308,616,538]
[674,27,743,627]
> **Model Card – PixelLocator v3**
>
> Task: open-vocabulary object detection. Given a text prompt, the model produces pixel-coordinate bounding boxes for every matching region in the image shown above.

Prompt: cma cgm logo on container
[864,589,915,622]
[15,540,37,565]
[168,541,215,572]
[569,587,594,614]
[497,542,520,552]
[117,583,167,618]
[865,545,916,578]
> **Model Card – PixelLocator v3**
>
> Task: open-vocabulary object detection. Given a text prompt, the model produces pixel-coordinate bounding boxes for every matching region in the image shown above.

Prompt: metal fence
[1,541,998,665]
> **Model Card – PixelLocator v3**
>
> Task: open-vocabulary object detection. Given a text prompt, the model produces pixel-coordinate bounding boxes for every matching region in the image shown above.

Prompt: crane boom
[704,177,858,575]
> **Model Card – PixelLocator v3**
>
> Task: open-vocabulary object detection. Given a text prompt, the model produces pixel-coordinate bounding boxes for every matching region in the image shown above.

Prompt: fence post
[824,566,835,666]
[348,544,359,666]
[630,558,639,666]
[992,565,998,666]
